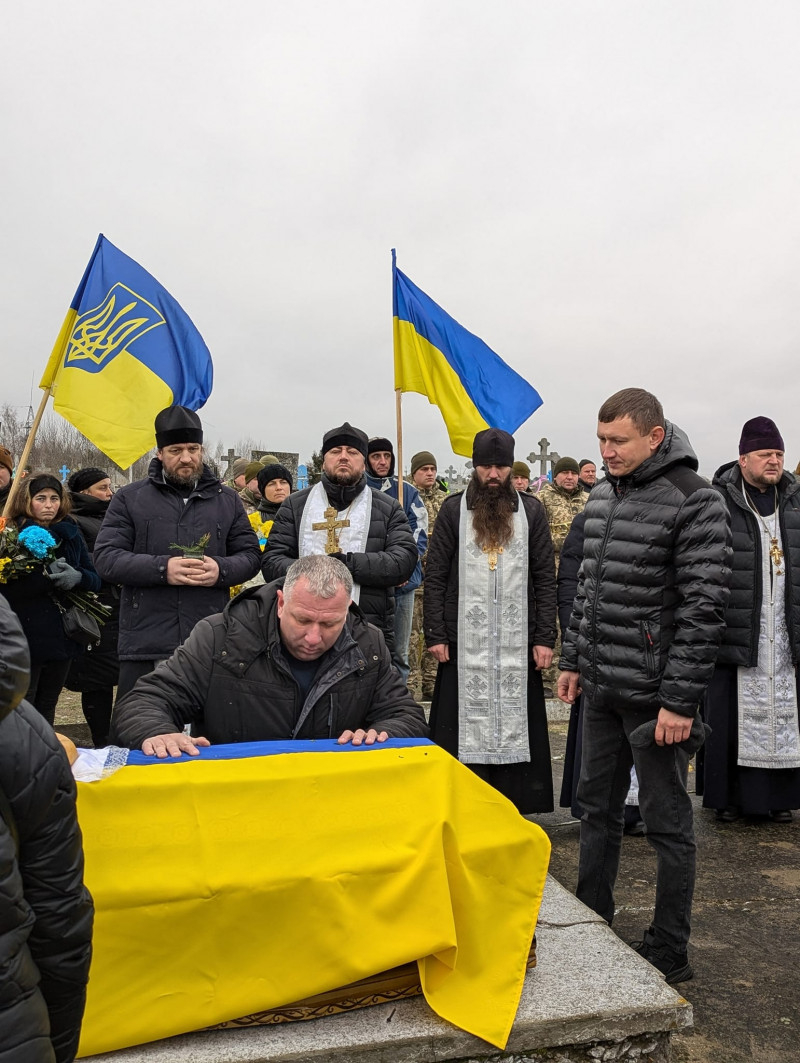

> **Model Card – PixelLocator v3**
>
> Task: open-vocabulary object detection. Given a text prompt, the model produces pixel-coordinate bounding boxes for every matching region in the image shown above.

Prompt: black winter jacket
[557,511,586,636]
[261,478,418,650]
[712,463,800,667]
[65,493,120,692]
[0,519,101,665]
[111,581,428,748]
[0,598,94,1063]
[560,423,732,717]
[93,459,260,660]
[423,487,557,649]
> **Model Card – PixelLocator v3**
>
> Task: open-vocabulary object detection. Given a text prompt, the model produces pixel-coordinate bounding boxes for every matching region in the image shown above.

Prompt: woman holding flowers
[0,473,100,726]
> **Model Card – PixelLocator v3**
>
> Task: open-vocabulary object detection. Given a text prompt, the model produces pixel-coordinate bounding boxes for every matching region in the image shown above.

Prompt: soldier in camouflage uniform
[536,456,587,695]
[224,457,248,492]
[407,450,447,701]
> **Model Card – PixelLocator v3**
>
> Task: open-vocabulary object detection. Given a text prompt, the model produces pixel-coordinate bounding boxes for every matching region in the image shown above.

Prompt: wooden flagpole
[2,387,53,518]
[395,387,404,507]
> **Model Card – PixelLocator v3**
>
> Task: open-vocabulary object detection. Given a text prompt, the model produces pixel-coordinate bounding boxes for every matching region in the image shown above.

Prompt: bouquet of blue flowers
[0,520,58,583]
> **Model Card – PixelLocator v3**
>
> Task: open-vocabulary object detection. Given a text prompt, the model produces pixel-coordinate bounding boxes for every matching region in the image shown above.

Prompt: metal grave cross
[312,507,350,554]
[528,438,560,478]
[59,464,70,483]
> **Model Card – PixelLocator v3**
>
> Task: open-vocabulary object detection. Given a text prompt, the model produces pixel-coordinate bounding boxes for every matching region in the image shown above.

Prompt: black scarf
[321,472,367,510]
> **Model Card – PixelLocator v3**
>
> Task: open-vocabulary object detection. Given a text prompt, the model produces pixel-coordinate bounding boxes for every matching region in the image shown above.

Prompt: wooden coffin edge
[204,936,537,1029]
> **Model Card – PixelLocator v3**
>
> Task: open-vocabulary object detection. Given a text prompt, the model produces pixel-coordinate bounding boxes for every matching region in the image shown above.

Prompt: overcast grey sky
[2,1,799,477]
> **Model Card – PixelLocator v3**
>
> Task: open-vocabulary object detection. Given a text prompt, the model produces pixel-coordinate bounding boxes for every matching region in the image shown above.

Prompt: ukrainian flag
[40,235,213,469]
[393,250,542,456]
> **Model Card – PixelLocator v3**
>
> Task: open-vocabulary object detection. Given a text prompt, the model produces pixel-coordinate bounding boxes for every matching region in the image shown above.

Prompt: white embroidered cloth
[457,492,530,764]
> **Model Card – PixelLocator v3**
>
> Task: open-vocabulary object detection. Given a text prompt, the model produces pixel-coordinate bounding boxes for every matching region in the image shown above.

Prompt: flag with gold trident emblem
[40,235,213,468]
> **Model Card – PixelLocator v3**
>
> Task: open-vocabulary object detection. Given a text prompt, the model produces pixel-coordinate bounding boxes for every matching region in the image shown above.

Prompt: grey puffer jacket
[0,597,94,1063]
[111,580,429,748]
[712,463,800,667]
[261,478,417,650]
[94,458,260,661]
[560,423,732,717]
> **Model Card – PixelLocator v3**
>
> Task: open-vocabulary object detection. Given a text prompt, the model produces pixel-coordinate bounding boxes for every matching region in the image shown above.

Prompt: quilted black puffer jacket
[711,462,800,667]
[0,597,94,1063]
[560,423,732,717]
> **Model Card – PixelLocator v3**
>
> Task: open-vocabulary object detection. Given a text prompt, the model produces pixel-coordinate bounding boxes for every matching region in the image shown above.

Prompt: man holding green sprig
[94,406,260,699]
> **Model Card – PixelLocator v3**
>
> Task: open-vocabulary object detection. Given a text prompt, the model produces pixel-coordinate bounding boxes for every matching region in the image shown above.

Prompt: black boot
[631,928,693,984]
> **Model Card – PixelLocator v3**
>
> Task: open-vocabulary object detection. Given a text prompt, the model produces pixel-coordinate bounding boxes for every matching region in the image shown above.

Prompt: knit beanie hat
[738,416,784,455]
[257,463,293,494]
[411,451,437,476]
[68,467,108,493]
[553,457,580,476]
[472,428,514,467]
[512,460,530,479]
[322,422,368,459]
[0,446,12,474]
[244,460,265,484]
[154,406,203,447]
[230,457,249,480]
[579,458,595,470]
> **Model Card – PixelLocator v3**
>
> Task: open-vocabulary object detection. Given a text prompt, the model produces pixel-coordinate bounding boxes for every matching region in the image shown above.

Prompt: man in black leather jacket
[0,597,94,1063]
[558,388,731,985]
[111,555,427,756]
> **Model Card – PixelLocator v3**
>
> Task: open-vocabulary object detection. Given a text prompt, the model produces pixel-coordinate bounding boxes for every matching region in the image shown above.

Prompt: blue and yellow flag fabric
[393,250,543,456]
[40,235,213,469]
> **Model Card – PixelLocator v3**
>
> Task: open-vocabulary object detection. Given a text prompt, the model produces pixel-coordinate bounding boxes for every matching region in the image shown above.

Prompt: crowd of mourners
[1,388,798,1059]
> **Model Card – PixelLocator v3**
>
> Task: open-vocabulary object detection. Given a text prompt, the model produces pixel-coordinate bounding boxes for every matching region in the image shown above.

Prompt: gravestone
[251,451,300,486]
[296,464,308,490]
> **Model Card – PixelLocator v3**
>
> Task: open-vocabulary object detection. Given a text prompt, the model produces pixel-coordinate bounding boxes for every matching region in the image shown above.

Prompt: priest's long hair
[467,473,517,550]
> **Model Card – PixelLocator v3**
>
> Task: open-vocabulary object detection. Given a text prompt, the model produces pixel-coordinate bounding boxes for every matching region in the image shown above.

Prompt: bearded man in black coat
[262,422,417,652]
[94,406,260,698]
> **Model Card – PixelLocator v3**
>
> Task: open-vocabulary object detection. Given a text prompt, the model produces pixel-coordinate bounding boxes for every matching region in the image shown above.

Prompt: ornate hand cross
[312,507,350,554]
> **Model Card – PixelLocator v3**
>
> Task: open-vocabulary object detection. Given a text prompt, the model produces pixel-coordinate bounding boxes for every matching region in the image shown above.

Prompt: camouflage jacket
[536,482,586,556]
[416,485,448,568]
[238,486,260,516]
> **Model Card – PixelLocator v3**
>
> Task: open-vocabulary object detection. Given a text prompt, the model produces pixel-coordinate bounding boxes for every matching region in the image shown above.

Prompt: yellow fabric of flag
[76,744,550,1056]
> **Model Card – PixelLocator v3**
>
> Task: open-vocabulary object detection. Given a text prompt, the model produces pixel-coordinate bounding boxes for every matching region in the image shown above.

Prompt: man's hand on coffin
[142,732,212,758]
[337,728,389,746]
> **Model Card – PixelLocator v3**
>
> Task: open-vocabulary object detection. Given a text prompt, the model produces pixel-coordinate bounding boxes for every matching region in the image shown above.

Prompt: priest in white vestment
[700,416,800,823]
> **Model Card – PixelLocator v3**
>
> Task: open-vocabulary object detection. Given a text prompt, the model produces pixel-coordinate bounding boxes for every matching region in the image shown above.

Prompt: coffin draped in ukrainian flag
[76,739,550,1056]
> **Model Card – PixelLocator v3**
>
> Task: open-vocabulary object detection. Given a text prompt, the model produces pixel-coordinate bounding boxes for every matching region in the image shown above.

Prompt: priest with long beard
[423,428,557,813]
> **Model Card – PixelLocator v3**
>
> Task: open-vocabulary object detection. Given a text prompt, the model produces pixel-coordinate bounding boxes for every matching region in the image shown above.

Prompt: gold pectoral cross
[312,507,350,554]
[770,537,784,575]
[482,544,504,571]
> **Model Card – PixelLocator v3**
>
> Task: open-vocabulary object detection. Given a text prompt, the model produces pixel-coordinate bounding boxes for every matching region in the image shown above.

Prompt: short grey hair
[283,554,353,600]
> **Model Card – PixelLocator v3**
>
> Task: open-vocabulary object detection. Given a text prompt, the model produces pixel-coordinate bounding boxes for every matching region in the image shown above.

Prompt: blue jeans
[391,590,414,683]
[576,700,695,954]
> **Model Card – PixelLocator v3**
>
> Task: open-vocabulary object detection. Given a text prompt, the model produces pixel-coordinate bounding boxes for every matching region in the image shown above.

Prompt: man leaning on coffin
[111,555,428,756]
